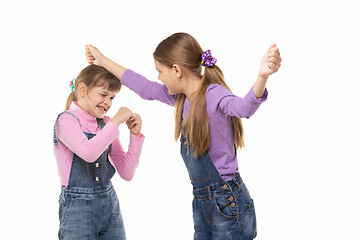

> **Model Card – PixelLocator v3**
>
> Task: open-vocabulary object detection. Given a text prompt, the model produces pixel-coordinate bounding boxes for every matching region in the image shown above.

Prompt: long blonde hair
[65,65,121,110]
[153,33,244,157]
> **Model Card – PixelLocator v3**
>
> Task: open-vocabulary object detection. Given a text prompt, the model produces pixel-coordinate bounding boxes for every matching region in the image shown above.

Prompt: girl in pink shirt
[53,64,144,240]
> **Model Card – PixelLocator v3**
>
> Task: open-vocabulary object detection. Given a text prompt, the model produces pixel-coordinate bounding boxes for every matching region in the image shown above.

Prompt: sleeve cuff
[130,132,145,140]
[249,86,268,103]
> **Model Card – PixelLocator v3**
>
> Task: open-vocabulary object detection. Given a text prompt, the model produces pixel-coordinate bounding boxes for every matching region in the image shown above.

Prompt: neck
[183,76,202,102]
[75,100,91,117]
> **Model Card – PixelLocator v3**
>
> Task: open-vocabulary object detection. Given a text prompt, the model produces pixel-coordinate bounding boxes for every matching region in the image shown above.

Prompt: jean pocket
[213,194,238,220]
[245,199,257,238]
[59,196,76,228]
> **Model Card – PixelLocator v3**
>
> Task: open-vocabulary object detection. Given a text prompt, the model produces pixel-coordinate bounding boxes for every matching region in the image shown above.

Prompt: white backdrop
[1,0,359,239]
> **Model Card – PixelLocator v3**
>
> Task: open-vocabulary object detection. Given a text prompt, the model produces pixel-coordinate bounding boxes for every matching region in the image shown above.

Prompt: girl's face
[78,84,117,119]
[154,59,181,95]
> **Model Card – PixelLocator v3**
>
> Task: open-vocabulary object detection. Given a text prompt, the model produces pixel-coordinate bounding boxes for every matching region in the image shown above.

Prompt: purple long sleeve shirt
[122,69,267,180]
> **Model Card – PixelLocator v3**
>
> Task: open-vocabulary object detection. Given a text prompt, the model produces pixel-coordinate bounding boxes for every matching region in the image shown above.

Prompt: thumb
[267,43,276,53]
[85,44,97,53]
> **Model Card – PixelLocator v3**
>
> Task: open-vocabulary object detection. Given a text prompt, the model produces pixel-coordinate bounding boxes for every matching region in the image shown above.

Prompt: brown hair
[65,65,121,110]
[153,33,244,157]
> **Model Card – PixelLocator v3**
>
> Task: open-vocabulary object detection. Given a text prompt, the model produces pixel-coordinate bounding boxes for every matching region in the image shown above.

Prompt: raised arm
[253,43,281,98]
[85,45,177,106]
[85,44,127,80]
[207,84,268,119]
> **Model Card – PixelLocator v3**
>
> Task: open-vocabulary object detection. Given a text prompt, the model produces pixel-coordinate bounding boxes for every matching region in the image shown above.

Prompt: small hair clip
[70,78,76,92]
[201,50,217,67]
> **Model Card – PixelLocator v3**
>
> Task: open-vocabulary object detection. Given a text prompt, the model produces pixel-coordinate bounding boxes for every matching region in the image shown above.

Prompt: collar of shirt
[69,101,101,133]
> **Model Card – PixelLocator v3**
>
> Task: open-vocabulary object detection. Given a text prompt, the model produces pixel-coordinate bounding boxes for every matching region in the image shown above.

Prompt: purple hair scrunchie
[201,50,217,67]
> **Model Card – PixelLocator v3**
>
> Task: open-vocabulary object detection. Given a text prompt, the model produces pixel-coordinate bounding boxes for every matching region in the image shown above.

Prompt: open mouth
[97,105,107,113]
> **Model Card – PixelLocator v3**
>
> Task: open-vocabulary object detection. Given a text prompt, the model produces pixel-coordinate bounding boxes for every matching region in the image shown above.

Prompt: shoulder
[206,84,232,104]
[206,84,230,93]
[57,110,82,127]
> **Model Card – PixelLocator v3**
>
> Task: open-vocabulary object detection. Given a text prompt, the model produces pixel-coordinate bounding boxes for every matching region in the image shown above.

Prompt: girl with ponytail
[85,32,281,239]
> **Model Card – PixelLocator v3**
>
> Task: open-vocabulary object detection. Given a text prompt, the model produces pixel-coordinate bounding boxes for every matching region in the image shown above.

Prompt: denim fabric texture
[54,112,126,240]
[180,135,257,240]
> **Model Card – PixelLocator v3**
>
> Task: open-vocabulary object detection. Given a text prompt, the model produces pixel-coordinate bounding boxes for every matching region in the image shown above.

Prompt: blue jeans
[192,174,257,240]
[58,185,126,240]
[54,112,126,240]
[180,134,257,239]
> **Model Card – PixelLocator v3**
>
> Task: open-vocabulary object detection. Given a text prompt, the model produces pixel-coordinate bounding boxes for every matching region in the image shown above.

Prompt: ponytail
[180,65,244,157]
[65,91,75,110]
[154,32,245,157]
[203,65,245,151]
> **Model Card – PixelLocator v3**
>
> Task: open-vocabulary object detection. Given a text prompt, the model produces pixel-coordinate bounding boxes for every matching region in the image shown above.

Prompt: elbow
[241,107,259,119]
[75,142,103,163]
[240,110,255,119]
[121,173,135,181]
[77,150,98,163]
[244,111,255,119]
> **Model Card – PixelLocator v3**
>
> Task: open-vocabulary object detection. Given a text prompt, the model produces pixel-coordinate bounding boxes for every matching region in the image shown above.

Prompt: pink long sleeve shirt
[54,101,145,187]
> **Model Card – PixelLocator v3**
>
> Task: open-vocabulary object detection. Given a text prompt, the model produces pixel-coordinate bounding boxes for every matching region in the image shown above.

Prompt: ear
[172,64,182,79]
[77,82,87,98]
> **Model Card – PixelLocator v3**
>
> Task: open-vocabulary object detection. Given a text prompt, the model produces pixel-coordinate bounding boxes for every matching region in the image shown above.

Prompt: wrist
[110,118,121,127]
[99,56,110,68]
[258,72,269,81]
[131,131,142,137]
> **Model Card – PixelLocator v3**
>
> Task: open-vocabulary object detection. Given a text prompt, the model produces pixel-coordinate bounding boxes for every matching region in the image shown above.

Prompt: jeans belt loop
[234,179,241,191]
[207,187,213,200]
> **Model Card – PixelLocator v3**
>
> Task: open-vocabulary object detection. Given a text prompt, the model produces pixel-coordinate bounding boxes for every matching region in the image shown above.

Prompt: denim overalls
[180,134,257,240]
[54,112,126,240]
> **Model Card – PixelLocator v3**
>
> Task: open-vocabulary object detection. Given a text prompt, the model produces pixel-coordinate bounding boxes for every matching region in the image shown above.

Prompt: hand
[110,107,134,127]
[126,113,142,137]
[259,43,282,78]
[85,44,105,66]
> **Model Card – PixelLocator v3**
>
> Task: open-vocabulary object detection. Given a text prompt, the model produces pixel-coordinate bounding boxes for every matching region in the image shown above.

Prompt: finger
[126,118,134,125]
[268,46,280,56]
[87,44,97,53]
[268,57,281,66]
[132,113,139,119]
[267,62,276,70]
[268,49,280,58]
[267,43,276,53]
[85,53,95,60]
[133,119,141,126]
[127,121,136,129]
[269,43,276,48]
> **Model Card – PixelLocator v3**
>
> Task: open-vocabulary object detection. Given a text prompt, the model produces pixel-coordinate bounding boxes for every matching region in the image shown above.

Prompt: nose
[104,96,112,106]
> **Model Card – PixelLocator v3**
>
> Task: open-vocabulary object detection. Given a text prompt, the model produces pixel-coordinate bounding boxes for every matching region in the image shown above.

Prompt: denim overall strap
[96,118,106,129]
[180,133,258,239]
[54,112,115,191]
[66,130,115,190]
[53,111,81,147]
[180,134,227,191]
